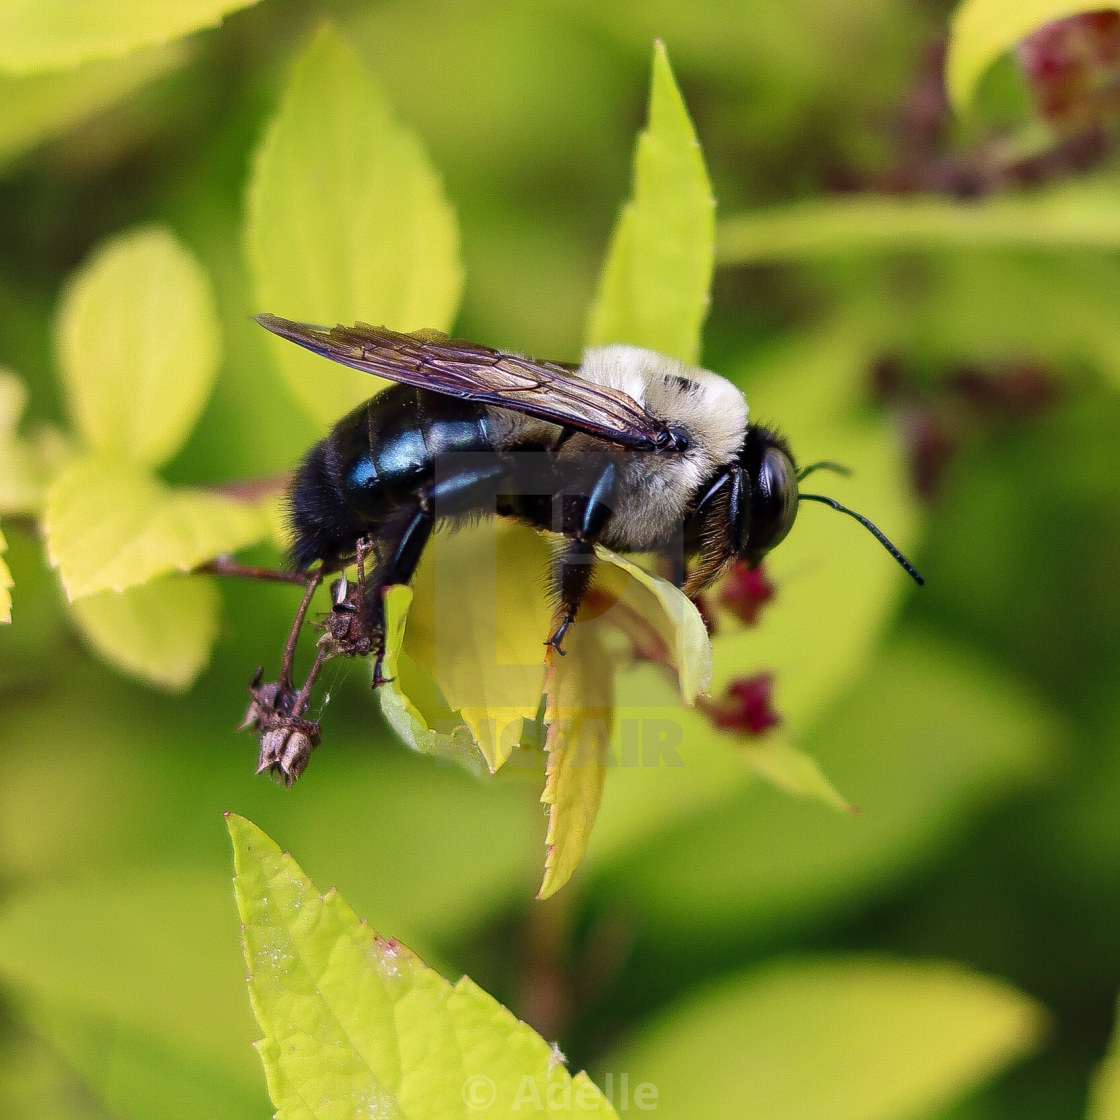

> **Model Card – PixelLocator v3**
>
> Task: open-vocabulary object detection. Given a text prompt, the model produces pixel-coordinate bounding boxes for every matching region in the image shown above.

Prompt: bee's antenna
[800,493,924,585]
[797,461,851,482]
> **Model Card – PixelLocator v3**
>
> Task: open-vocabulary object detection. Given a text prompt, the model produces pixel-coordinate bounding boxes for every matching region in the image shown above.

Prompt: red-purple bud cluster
[718,561,776,626]
[703,673,781,736]
[1018,11,1120,130]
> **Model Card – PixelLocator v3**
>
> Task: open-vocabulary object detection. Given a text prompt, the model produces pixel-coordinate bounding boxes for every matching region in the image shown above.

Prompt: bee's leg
[364,459,513,682]
[357,503,434,685]
[548,462,618,655]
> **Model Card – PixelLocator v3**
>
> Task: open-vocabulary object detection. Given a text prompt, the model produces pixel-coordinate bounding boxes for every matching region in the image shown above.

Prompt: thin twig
[281,570,322,688]
[292,644,329,717]
[199,557,307,585]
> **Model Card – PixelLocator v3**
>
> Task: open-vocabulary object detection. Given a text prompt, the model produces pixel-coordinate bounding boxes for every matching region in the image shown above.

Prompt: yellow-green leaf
[377,584,486,770]
[716,181,1120,264]
[0,43,185,168]
[402,522,552,771]
[592,546,711,702]
[609,957,1045,1120]
[737,738,852,812]
[0,0,262,75]
[0,369,44,515]
[379,520,712,796]
[228,813,618,1118]
[946,0,1119,112]
[539,618,614,900]
[247,23,463,428]
[1088,994,1120,1120]
[45,454,267,599]
[55,225,221,468]
[587,41,714,363]
[67,575,219,690]
[0,527,11,624]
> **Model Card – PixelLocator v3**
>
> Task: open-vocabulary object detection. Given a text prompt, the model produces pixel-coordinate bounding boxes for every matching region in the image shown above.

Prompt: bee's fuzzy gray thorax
[573,345,749,550]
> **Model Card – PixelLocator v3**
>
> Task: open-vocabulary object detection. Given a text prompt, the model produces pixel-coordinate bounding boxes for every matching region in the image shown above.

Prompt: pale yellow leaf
[1088,993,1120,1120]
[738,738,852,812]
[0,43,185,167]
[0,0,262,74]
[0,368,45,515]
[247,24,463,428]
[592,546,711,702]
[67,575,218,690]
[55,225,221,468]
[587,41,714,363]
[377,584,486,772]
[0,526,11,623]
[403,521,552,772]
[538,618,614,900]
[45,454,268,599]
[610,957,1046,1119]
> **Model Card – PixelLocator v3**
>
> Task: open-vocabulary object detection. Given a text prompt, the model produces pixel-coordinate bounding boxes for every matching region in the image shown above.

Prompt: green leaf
[55,225,221,468]
[587,40,715,363]
[399,521,553,772]
[45,454,268,599]
[0,367,47,515]
[0,0,263,74]
[67,575,219,690]
[608,957,1045,1120]
[0,526,11,623]
[228,813,618,1118]
[737,739,852,812]
[0,42,185,168]
[946,0,1119,112]
[377,583,487,771]
[1088,995,1120,1120]
[246,23,463,428]
[716,181,1120,265]
[592,546,711,703]
[539,617,614,900]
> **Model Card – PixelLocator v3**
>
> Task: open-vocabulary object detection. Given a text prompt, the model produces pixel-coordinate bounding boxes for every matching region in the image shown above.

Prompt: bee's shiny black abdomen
[289,385,503,569]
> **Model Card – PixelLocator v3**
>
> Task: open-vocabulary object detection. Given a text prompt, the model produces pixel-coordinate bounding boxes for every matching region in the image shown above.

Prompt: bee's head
[684,425,923,593]
[735,427,799,568]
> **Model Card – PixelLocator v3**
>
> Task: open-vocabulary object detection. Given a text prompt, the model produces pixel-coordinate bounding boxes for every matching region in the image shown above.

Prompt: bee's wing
[257,314,674,451]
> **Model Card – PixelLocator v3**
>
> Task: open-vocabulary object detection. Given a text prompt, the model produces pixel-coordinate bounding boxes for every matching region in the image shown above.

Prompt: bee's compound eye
[745,447,799,560]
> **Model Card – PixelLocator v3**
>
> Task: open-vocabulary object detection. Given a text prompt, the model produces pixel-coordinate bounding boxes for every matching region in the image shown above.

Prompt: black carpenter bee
[244,314,922,782]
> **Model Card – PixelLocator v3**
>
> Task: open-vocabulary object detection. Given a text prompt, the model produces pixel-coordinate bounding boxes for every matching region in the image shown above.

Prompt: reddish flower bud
[949,360,1057,415]
[704,673,781,736]
[1018,12,1120,130]
[718,561,775,626]
[898,405,958,501]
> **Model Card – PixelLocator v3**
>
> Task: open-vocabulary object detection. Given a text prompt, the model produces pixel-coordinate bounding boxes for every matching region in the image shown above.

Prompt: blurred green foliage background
[2,0,1120,1117]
